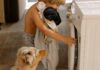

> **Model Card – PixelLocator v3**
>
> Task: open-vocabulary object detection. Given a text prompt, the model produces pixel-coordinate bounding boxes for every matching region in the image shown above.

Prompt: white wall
[18,0,26,20]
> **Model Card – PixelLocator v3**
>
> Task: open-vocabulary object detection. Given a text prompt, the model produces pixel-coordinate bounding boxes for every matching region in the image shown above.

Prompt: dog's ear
[38,49,47,58]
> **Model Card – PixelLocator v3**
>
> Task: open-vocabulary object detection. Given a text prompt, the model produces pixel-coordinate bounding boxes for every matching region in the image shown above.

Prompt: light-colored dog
[11,47,47,70]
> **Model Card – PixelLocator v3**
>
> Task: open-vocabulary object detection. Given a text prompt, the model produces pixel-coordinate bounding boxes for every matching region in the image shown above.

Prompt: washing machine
[68,1,100,70]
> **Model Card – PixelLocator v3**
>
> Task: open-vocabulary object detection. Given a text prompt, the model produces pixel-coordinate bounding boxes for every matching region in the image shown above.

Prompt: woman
[24,0,75,70]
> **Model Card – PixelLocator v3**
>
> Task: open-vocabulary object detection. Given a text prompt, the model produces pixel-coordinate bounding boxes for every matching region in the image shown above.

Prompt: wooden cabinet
[0,0,5,23]
[0,0,26,24]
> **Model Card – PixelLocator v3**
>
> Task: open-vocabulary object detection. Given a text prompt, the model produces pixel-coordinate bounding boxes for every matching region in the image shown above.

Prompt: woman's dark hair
[43,7,61,25]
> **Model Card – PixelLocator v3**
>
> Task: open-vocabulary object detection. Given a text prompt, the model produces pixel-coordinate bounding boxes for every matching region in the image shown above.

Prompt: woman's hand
[63,36,76,46]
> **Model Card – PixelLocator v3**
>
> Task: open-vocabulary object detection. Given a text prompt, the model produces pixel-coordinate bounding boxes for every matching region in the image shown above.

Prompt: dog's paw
[39,49,47,59]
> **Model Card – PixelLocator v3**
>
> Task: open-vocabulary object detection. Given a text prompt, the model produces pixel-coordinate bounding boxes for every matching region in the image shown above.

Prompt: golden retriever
[11,46,47,70]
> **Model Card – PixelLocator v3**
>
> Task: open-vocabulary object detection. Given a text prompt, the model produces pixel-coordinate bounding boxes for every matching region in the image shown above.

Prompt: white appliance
[69,1,100,70]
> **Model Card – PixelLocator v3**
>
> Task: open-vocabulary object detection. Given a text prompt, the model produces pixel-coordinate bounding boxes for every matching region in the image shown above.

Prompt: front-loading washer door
[68,23,78,70]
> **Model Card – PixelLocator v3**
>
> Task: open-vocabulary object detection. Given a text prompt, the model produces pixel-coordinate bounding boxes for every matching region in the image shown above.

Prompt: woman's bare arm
[30,6,75,45]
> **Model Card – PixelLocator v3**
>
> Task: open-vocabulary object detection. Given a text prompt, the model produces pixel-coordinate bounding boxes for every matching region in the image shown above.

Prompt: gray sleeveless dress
[34,1,68,70]
[34,2,59,70]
